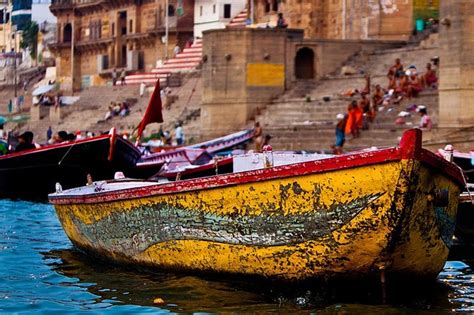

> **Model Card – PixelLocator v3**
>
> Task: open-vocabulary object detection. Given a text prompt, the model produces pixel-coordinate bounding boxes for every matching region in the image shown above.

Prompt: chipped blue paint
[70,193,384,255]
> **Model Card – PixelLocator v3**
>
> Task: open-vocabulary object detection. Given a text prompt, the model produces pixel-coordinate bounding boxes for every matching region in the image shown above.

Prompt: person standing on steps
[174,44,181,57]
[333,113,346,155]
[276,13,288,28]
[140,81,146,97]
[175,122,185,146]
[120,68,126,86]
[47,126,53,142]
[112,68,117,86]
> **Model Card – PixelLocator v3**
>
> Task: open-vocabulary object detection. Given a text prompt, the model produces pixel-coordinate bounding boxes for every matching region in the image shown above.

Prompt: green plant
[20,21,39,60]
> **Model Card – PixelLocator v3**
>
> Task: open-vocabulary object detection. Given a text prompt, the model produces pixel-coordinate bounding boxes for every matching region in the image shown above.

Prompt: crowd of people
[112,68,127,86]
[101,101,131,122]
[146,122,185,147]
[0,127,105,156]
[386,57,438,100]
[334,57,437,154]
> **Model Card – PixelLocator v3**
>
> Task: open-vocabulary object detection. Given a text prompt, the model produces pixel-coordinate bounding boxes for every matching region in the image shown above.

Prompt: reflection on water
[439,261,474,313]
[43,248,466,314]
[2,200,474,313]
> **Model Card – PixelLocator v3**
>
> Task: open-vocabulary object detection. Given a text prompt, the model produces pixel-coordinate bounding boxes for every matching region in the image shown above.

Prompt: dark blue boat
[0,129,141,200]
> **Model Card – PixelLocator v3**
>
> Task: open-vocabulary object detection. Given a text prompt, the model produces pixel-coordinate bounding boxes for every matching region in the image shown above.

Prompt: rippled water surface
[1,200,474,313]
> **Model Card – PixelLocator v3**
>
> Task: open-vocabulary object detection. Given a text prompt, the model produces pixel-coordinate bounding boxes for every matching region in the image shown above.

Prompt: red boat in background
[0,129,141,200]
[130,129,253,178]
[153,155,234,181]
[438,147,474,244]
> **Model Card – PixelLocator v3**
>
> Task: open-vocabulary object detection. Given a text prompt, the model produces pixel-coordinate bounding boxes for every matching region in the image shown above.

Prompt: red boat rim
[49,129,465,205]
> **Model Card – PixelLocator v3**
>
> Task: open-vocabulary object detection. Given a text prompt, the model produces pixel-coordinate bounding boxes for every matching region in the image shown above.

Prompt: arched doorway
[168,4,175,16]
[294,47,315,79]
[63,23,72,43]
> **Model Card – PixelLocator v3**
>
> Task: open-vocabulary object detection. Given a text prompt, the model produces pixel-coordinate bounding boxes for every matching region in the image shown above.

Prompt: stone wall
[288,39,404,82]
[200,27,405,138]
[201,28,294,137]
[439,0,474,127]
[50,0,194,91]
[253,0,422,41]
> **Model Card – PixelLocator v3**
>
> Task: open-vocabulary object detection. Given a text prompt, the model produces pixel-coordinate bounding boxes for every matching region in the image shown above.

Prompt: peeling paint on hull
[50,130,463,281]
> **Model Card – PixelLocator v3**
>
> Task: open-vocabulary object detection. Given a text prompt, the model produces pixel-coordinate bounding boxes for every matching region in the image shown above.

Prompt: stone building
[200,27,402,138]
[252,0,439,41]
[0,0,13,53]
[439,0,474,128]
[49,0,194,91]
[194,0,246,37]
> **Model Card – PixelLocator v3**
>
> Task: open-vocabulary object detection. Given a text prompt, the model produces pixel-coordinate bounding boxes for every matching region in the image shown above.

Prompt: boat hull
[0,136,140,200]
[454,197,474,244]
[52,131,462,280]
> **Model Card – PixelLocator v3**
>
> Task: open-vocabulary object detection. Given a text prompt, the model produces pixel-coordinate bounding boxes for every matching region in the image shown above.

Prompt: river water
[1,200,474,314]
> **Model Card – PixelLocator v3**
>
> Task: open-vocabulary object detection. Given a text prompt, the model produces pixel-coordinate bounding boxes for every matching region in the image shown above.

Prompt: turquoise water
[1,200,474,314]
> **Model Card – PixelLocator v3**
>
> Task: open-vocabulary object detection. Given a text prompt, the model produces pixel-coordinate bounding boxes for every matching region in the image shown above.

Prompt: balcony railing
[51,0,98,5]
[51,0,72,5]
[51,0,103,8]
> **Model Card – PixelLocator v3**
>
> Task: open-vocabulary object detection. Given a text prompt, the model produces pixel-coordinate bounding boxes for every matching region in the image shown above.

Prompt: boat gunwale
[187,129,254,154]
[49,130,465,205]
[157,156,234,178]
[0,134,110,160]
[137,148,204,166]
[0,134,140,161]
[138,130,253,165]
[114,136,142,156]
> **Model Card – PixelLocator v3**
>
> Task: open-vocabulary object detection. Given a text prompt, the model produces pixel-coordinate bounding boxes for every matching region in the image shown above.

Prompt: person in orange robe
[354,102,363,130]
[345,100,361,138]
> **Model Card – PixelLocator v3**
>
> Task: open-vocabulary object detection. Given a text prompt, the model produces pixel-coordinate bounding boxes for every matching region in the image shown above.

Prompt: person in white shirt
[173,44,181,57]
[140,82,146,97]
[175,122,184,145]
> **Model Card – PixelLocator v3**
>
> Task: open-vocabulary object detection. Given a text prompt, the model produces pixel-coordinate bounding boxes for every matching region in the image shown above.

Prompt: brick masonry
[439,0,474,128]
[200,28,405,139]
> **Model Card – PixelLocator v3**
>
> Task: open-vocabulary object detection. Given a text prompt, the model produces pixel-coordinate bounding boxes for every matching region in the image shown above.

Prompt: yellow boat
[49,129,464,281]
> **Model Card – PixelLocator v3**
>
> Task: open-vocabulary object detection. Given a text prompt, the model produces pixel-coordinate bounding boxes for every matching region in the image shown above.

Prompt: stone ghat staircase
[227,8,248,28]
[124,6,250,86]
[19,72,204,144]
[255,40,439,151]
[123,39,203,86]
[258,91,438,151]
[19,85,141,142]
[91,72,203,142]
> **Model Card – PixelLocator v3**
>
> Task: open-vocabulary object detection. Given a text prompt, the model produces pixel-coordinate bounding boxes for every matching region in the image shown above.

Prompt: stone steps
[124,39,203,85]
[19,72,204,144]
[228,8,248,28]
[265,128,407,151]
[257,34,440,151]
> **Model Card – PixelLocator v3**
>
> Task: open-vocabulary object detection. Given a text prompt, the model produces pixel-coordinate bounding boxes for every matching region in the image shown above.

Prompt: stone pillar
[49,106,62,122]
[439,1,474,127]
[30,105,41,122]
[200,28,303,138]
[31,104,50,122]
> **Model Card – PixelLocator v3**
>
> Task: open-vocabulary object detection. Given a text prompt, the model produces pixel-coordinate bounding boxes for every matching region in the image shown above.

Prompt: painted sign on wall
[413,0,439,21]
[246,64,284,87]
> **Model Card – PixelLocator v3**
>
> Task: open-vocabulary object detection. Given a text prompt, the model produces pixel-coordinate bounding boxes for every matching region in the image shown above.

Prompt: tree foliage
[20,21,39,59]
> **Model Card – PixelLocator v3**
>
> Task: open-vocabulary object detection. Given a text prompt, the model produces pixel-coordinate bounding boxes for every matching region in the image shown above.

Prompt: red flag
[136,80,163,140]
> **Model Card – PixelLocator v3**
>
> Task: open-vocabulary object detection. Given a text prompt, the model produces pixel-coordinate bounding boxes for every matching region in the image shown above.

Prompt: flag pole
[165,0,169,60]
[250,0,254,24]
[3,7,6,52]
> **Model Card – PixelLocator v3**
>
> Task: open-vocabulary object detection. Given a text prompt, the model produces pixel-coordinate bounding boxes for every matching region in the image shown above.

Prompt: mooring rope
[462,171,474,205]
[58,142,78,166]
